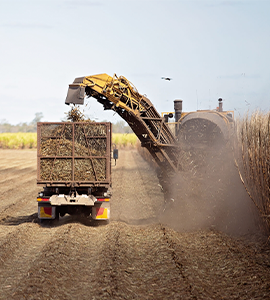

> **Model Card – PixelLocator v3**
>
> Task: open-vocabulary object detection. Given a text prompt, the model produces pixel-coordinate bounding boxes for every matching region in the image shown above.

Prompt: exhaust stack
[218,98,223,112]
[174,100,183,122]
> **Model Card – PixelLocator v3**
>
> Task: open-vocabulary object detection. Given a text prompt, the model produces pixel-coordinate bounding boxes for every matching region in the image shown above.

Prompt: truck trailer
[37,121,112,222]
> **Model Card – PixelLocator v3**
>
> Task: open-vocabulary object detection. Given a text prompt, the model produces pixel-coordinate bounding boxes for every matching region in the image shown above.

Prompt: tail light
[37,197,50,202]
[96,198,110,202]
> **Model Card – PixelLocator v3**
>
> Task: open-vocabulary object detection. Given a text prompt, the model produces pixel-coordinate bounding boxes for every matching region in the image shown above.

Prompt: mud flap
[92,202,110,220]
[38,204,56,219]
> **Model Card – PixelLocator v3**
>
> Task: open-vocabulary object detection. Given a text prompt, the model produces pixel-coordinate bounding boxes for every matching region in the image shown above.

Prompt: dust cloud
[159,132,260,237]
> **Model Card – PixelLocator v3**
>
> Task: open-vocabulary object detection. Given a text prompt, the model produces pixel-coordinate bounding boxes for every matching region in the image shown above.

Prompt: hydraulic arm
[65,73,178,171]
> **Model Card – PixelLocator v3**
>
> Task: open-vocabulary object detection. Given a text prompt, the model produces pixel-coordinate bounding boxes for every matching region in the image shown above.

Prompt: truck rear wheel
[83,207,91,217]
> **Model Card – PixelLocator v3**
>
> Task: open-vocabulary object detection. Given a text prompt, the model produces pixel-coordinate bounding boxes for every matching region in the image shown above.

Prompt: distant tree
[0,112,44,133]
[0,119,12,133]
[30,112,44,131]
[31,112,44,124]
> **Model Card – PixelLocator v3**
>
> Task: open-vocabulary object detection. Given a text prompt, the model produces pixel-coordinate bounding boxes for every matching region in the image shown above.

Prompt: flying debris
[161,77,172,81]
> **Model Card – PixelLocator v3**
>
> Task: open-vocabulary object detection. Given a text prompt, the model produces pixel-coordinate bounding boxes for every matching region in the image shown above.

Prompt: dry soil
[0,149,269,300]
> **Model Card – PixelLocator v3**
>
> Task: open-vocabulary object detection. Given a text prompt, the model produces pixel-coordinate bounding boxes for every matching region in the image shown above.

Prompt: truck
[37,121,113,222]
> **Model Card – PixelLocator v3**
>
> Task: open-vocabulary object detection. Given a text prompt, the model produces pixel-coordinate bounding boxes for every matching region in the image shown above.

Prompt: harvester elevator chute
[65,73,178,172]
[65,73,234,172]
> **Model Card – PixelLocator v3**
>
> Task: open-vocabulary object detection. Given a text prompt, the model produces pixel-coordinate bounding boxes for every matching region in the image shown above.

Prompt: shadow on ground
[0,213,38,225]
[0,213,109,227]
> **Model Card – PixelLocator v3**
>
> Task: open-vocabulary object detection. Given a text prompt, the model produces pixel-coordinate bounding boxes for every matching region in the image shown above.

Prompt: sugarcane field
[3,0,270,298]
[0,97,270,300]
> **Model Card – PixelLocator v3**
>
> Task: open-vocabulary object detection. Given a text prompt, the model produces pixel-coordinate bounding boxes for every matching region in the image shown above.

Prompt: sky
[0,0,270,124]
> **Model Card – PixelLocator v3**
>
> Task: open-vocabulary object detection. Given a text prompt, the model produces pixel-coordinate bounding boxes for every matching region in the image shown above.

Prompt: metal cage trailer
[36,121,112,222]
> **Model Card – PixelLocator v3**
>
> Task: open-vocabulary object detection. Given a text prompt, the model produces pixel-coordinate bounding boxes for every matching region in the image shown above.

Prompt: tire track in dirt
[161,225,194,296]
[93,221,193,299]
[9,221,193,299]
[8,223,110,300]
[0,182,39,221]
[0,170,36,195]
[162,226,270,299]
[0,150,36,169]
[0,161,35,170]
[0,160,38,220]
[0,149,270,300]
[0,166,35,182]
[0,223,57,299]
[111,149,164,223]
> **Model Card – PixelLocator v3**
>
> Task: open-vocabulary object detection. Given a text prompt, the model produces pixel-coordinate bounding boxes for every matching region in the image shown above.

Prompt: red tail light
[96,198,110,202]
[37,197,50,202]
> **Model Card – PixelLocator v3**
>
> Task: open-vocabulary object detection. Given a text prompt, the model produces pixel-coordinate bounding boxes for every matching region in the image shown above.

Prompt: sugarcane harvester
[65,74,179,172]
[37,73,233,222]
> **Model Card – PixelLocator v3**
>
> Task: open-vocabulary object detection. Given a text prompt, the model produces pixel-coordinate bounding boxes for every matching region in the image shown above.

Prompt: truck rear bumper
[49,194,95,206]
[37,196,110,220]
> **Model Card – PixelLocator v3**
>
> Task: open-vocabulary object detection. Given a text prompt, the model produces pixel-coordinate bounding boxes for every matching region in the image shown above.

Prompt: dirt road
[0,149,269,299]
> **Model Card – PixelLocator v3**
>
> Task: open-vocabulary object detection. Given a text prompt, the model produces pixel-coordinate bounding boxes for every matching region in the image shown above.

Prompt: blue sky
[0,0,269,124]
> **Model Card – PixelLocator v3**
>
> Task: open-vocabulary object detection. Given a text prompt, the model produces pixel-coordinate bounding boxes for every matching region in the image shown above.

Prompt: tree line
[0,113,44,133]
[0,113,132,134]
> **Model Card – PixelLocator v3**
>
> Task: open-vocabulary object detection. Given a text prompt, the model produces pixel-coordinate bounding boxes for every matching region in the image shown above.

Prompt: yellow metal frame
[70,73,178,171]
[71,73,146,114]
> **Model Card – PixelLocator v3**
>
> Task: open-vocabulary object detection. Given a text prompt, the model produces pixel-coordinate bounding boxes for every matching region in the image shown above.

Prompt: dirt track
[0,149,270,299]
